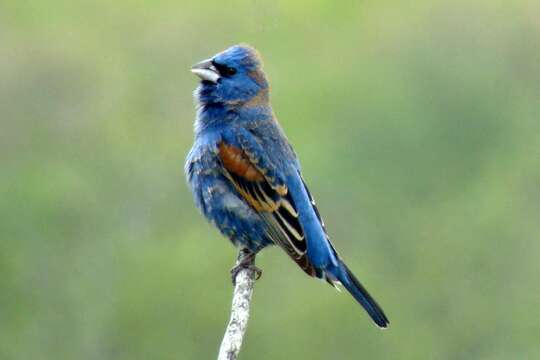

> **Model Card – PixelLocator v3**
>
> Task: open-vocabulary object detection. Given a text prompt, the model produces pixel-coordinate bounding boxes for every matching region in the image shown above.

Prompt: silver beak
[191,58,220,83]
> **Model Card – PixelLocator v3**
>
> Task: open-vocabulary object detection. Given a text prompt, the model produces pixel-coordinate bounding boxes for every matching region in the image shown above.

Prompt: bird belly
[187,148,272,252]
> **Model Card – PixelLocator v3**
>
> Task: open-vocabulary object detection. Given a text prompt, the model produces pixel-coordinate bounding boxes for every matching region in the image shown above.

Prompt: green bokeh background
[2,1,540,359]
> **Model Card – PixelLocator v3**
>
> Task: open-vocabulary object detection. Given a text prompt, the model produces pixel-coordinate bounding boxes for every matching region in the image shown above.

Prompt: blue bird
[185,44,389,328]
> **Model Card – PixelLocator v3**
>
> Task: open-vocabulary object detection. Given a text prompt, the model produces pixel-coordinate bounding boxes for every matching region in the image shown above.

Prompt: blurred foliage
[1,0,540,359]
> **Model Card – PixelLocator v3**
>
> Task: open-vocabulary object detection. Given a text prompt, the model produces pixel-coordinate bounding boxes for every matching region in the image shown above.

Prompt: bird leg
[230,248,262,286]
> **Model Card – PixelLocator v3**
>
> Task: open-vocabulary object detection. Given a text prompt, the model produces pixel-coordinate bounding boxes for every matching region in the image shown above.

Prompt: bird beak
[191,58,220,83]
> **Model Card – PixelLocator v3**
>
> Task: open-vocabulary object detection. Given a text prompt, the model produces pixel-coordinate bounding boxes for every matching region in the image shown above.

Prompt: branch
[217,250,258,360]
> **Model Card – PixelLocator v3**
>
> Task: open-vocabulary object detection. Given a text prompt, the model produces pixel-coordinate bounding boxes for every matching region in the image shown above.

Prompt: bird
[185,44,389,328]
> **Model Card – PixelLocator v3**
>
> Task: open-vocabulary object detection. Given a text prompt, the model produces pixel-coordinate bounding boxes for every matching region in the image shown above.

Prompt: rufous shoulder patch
[218,143,264,181]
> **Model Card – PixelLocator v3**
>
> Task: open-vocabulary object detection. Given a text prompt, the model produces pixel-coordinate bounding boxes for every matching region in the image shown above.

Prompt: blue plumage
[185,44,389,328]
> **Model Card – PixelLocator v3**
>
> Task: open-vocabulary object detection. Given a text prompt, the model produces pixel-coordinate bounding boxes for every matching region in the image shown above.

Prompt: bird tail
[336,261,389,328]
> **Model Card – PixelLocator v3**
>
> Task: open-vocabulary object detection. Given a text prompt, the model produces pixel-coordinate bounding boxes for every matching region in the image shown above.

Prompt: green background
[2,1,540,359]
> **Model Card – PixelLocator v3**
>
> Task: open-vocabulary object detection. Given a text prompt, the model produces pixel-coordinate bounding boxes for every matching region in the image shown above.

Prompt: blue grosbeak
[185,44,389,328]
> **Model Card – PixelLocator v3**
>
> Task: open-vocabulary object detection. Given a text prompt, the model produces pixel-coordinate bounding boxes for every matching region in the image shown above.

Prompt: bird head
[192,44,269,107]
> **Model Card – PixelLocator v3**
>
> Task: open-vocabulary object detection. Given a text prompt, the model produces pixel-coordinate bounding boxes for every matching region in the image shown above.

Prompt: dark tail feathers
[338,262,389,328]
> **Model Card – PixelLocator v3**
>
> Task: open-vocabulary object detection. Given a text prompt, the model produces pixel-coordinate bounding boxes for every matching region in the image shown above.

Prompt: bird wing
[218,139,389,328]
[217,142,319,276]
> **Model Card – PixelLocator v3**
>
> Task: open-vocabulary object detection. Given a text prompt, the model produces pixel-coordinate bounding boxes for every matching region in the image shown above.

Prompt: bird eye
[213,61,237,77]
[224,66,236,76]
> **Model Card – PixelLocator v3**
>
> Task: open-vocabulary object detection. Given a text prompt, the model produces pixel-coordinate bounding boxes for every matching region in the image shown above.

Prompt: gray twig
[217,251,257,360]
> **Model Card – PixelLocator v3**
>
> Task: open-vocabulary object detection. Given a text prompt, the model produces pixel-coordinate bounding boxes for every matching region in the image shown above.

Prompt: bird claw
[230,250,262,286]
[230,265,262,285]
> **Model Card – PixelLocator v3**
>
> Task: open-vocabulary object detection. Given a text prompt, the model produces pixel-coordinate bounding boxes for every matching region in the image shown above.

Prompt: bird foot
[230,250,262,286]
